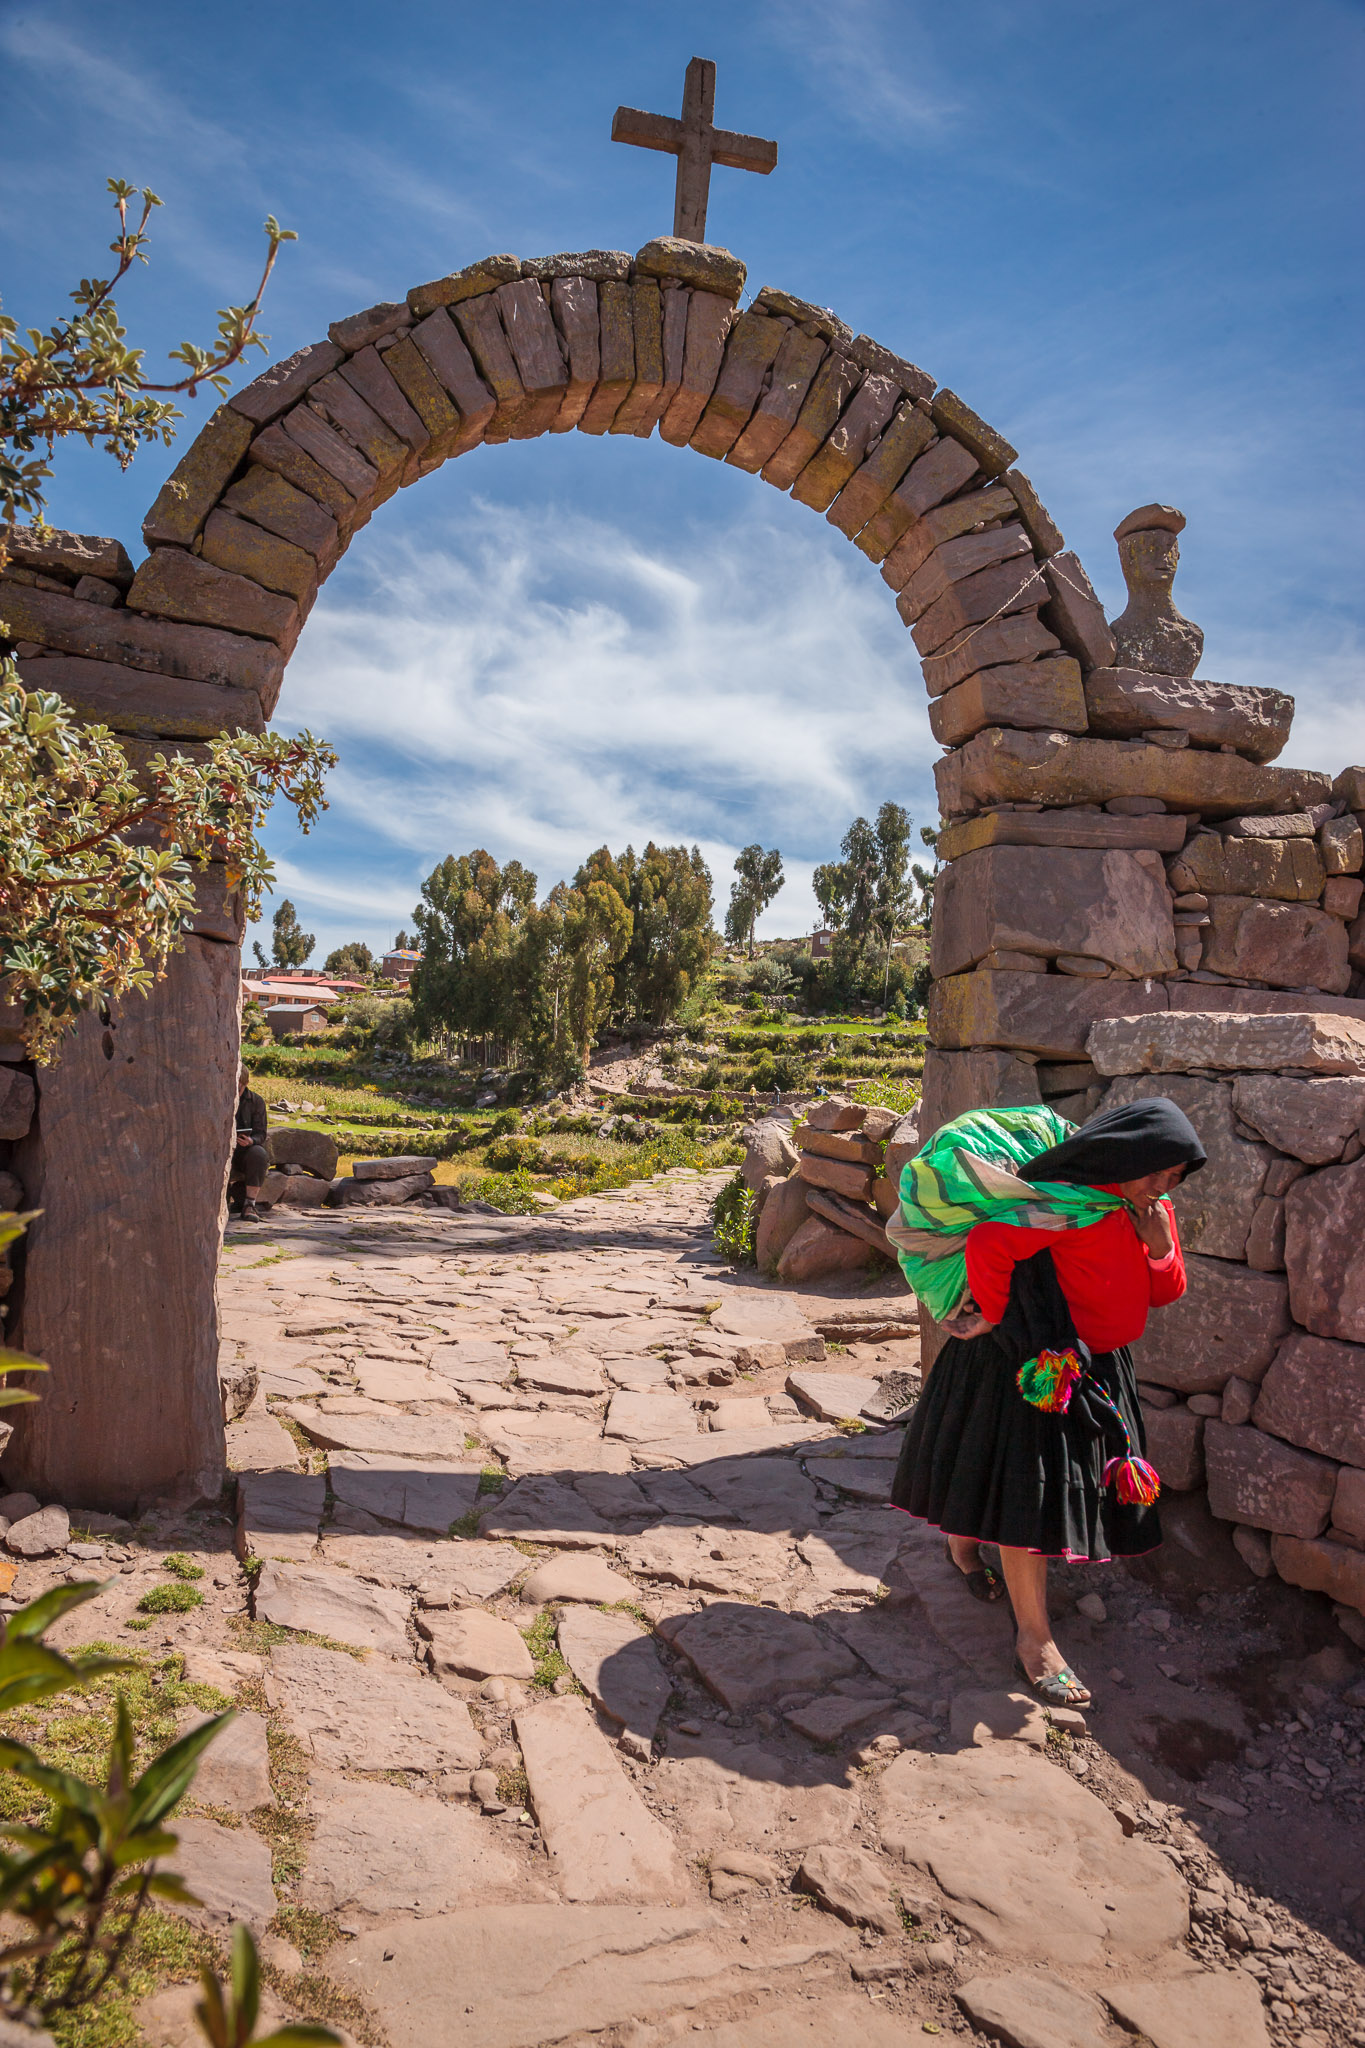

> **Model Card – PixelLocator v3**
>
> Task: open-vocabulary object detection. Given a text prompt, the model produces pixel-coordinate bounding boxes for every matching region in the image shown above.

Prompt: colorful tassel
[1103,1454,1161,1506]
[1017,1347,1083,1413]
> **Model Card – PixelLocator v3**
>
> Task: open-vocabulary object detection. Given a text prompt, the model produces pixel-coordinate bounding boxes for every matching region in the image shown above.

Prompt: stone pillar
[7,937,238,1512]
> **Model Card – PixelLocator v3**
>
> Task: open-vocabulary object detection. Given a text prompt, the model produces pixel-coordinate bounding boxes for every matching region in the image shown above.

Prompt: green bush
[136,1584,204,1615]
[483,1133,545,1172]
[711,1171,757,1265]
[161,1553,204,1582]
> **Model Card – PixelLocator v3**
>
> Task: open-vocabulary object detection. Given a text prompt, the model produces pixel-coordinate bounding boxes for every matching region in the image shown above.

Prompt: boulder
[777,1217,874,1283]
[931,845,1177,980]
[1089,1008,1365,1076]
[794,1842,900,1934]
[796,1126,882,1165]
[1271,1533,1365,1616]
[1231,1074,1365,1163]
[1083,668,1293,762]
[1200,897,1350,993]
[935,727,1330,822]
[804,1187,891,1251]
[5,1504,70,1557]
[754,1173,810,1272]
[1098,1076,1269,1259]
[1105,1970,1271,2048]
[420,1609,535,1682]
[740,1119,798,1194]
[803,1096,866,1131]
[1141,1403,1205,1490]
[268,1126,340,1179]
[1129,1254,1290,1393]
[1284,1154,1365,1340]
[797,1152,874,1201]
[1253,1330,1365,1466]
[1169,830,1324,901]
[956,1973,1114,2048]
[883,1112,921,1183]
[352,1155,441,1180]
[331,1171,434,1206]
[917,1049,1040,1141]
[1204,1420,1336,1537]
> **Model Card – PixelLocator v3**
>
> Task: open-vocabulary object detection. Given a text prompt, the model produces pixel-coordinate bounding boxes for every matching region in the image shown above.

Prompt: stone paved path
[35,1168,1365,2046]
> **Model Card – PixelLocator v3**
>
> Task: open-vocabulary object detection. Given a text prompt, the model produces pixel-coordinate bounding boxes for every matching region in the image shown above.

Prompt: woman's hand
[943,1310,993,1340]
[1130,1196,1174,1261]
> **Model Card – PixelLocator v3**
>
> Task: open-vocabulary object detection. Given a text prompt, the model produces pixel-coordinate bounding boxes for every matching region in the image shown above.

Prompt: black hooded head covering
[1023,1095,1206,1188]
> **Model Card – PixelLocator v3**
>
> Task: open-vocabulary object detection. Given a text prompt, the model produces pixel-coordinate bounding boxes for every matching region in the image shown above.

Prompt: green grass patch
[159,1553,204,1582]
[227,1616,364,1660]
[520,1610,571,1692]
[135,1584,204,1615]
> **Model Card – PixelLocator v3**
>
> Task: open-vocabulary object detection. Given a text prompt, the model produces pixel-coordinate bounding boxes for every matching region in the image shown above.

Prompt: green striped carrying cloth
[884,1105,1127,1323]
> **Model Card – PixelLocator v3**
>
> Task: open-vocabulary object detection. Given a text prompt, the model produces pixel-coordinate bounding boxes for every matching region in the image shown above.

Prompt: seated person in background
[229,1065,269,1222]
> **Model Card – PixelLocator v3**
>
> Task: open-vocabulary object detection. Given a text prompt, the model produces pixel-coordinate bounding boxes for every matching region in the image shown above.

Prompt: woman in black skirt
[891,1097,1206,1709]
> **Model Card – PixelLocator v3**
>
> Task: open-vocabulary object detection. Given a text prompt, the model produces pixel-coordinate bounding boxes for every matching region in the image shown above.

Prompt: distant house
[382,948,422,983]
[263,1001,328,1039]
[810,929,835,960]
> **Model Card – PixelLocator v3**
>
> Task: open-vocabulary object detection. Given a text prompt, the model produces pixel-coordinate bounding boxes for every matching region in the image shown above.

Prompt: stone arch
[1,235,1342,1508]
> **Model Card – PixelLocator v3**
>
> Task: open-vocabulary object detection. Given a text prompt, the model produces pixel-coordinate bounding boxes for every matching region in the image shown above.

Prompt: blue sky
[4,0,1363,961]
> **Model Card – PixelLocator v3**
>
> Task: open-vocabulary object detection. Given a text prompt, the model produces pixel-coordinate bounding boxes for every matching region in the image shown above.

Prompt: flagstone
[327,1452,484,1532]
[253,1560,413,1659]
[302,1771,531,1923]
[515,1696,689,1901]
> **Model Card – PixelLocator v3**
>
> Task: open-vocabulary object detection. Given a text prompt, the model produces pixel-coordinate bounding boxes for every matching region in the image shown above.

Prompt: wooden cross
[612,58,777,244]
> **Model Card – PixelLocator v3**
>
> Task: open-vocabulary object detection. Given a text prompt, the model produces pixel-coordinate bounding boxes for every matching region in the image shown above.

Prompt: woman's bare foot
[1015,1630,1091,1705]
[948,1535,984,1575]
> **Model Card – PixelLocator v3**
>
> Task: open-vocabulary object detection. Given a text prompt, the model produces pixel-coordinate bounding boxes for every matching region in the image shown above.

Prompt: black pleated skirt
[891,1327,1162,1562]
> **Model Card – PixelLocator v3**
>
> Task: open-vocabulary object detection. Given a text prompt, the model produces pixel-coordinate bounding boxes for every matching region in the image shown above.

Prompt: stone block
[1321,813,1364,874]
[1088,1008,1365,1075]
[268,1128,340,1180]
[848,331,935,397]
[227,339,343,425]
[930,970,1168,1060]
[797,1153,874,1201]
[247,418,367,527]
[308,369,411,478]
[658,292,733,447]
[331,1172,433,1206]
[71,575,121,605]
[1253,1330,1365,1466]
[804,1096,867,1131]
[16,656,263,739]
[1200,896,1350,994]
[329,299,407,351]
[1098,1076,1269,1260]
[1324,876,1364,918]
[1140,1403,1204,1489]
[1204,1420,1336,1536]
[759,348,859,489]
[0,580,283,701]
[1130,1255,1290,1394]
[883,1112,921,1183]
[3,524,134,584]
[1083,668,1293,762]
[791,373,900,512]
[282,397,384,499]
[927,656,1087,748]
[826,401,936,539]
[633,238,745,300]
[1271,1533,1365,1615]
[1221,1376,1258,1425]
[407,253,521,318]
[932,845,1177,980]
[411,309,498,437]
[1244,1194,1285,1271]
[142,404,256,547]
[200,510,318,603]
[917,1049,1041,1141]
[1284,1155,1365,1341]
[689,311,786,458]
[1039,552,1116,670]
[353,1154,440,1180]
[877,480,1017,585]
[920,612,1063,697]
[380,333,466,451]
[777,1217,875,1282]
[754,1174,809,1272]
[797,1127,881,1166]
[520,250,630,281]
[1169,831,1324,901]
[939,808,1188,861]
[725,325,826,473]
[493,280,569,434]
[898,523,1035,623]
[1334,1467,1365,1542]
[911,558,1046,657]
[126,547,298,649]
[740,1119,798,1192]
[928,389,1016,476]
[804,1187,891,1251]
[338,344,431,452]
[935,728,1330,820]
[1232,1074,1365,1162]
[220,465,340,565]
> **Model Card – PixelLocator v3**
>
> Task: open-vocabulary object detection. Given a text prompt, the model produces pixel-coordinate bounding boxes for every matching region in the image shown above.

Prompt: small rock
[0,1492,39,1523]
[1075,1593,1107,1622]
[1048,1705,1089,1738]
[518,1554,636,1605]
[794,1841,901,1934]
[7,1505,71,1557]
[419,1609,535,1682]
[471,1768,504,1811]
[1112,1802,1140,1837]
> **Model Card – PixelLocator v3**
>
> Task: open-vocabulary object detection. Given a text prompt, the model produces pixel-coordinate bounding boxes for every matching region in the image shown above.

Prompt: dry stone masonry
[1,234,1362,1625]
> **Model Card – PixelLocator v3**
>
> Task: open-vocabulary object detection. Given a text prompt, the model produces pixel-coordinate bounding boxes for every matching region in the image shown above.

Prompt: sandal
[945,1540,1006,1604]
[1014,1655,1093,1709]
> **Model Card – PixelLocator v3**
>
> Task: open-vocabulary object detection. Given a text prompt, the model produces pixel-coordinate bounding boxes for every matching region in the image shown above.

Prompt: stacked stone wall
[1,232,1361,1527]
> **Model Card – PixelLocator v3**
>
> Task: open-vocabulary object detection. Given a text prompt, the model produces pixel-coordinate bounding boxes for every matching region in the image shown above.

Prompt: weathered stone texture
[911,557,1046,657]
[1284,1155,1365,1341]
[0,579,284,700]
[1039,551,1116,670]
[1253,1331,1365,1466]
[792,373,899,512]
[928,389,1017,476]
[10,939,234,1508]
[935,729,1331,820]
[930,970,1168,1061]
[220,465,340,565]
[897,523,1034,623]
[227,339,343,425]
[1088,1009,1365,1076]
[826,401,936,539]
[1204,1420,1336,1537]
[754,1174,809,1272]
[1232,1074,1365,1163]
[127,547,298,648]
[918,1049,1041,1140]
[1271,1533,1365,1615]
[1099,1076,1269,1260]
[689,311,785,457]
[16,655,263,739]
[760,349,858,489]
[142,405,255,547]
[1083,668,1293,762]
[1170,831,1324,901]
[940,808,1187,861]
[200,510,318,603]
[932,846,1177,981]
[1142,1403,1205,1490]
[1130,1255,1291,1394]
[725,325,825,473]
[3,524,134,584]
[633,237,746,299]
[1200,897,1350,994]
[407,253,521,318]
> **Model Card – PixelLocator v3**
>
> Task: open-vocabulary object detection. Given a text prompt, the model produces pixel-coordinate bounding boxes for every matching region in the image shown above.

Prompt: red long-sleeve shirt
[964,1189,1186,1353]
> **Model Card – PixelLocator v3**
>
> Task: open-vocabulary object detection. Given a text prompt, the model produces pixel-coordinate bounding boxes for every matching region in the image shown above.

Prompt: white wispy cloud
[250,497,939,959]
[765,0,964,142]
